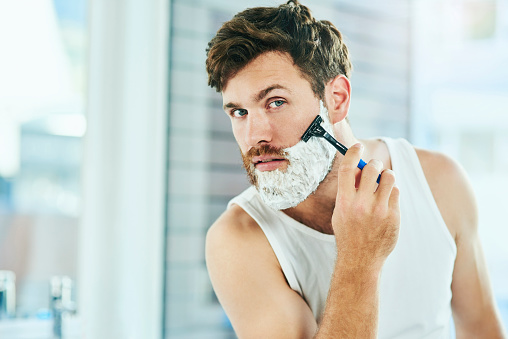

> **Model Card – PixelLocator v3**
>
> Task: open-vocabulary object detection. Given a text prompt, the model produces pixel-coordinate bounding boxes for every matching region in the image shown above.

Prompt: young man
[205,1,506,338]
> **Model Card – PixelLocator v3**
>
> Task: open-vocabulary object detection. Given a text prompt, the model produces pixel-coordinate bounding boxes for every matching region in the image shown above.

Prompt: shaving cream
[254,101,337,210]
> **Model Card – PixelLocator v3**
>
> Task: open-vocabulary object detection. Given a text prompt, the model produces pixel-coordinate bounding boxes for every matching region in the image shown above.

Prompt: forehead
[222,51,312,103]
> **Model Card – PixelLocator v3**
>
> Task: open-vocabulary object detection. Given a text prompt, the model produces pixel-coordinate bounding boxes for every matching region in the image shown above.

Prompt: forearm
[312,146,399,338]
[456,325,506,339]
[314,260,382,338]
[455,309,507,339]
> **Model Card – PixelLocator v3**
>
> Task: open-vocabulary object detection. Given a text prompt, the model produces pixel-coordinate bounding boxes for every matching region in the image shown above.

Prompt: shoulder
[414,147,478,241]
[206,205,306,335]
[206,203,279,279]
[414,147,463,186]
[206,205,318,336]
[206,203,264,251]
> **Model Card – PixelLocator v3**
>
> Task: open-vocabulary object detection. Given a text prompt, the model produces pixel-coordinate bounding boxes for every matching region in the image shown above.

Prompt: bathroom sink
[0,317,81,339]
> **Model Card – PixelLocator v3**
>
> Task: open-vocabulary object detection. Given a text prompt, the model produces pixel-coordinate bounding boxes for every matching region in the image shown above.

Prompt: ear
[324,75,351,124]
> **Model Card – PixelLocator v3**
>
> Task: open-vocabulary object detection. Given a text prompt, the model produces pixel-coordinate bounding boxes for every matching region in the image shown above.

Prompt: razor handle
[322,132,381,184]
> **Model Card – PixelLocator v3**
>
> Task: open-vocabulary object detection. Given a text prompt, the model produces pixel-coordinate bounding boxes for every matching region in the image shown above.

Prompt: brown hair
[205,0,352,100]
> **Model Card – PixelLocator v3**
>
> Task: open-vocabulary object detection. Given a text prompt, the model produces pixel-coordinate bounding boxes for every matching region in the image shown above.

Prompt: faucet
[0,270,16,319]
[50,276,76,339]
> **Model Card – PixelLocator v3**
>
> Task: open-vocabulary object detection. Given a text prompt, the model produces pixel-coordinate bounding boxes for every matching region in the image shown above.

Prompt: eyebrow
[223,84,290,111]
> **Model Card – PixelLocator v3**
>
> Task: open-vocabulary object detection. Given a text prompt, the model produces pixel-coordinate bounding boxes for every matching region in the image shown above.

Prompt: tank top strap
[379,137,456,253]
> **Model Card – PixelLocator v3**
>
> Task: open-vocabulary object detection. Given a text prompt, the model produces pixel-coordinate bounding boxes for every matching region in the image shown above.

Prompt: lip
[253,156,287,171]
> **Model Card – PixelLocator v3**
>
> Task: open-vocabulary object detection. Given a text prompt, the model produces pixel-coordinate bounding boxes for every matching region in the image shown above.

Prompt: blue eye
[232,108,248,118]
[269,100,285,108]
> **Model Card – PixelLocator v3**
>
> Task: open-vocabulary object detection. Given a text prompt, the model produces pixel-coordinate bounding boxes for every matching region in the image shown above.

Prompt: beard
[241,101,337,210]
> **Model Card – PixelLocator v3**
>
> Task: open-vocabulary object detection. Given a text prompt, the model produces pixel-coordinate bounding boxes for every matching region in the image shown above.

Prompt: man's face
[222,51,337,210]
[222,51,321,177]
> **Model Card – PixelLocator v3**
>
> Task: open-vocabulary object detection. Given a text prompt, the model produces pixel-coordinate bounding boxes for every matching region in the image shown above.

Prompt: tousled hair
[205,0,352,100]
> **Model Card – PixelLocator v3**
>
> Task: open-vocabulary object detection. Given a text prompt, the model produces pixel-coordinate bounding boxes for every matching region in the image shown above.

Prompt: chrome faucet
[50,276,76,339]
[0,270,16,319]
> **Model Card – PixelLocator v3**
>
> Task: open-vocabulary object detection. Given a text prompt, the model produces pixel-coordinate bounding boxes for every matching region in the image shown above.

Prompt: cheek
[285,117,313,144]
[232,124,248,154]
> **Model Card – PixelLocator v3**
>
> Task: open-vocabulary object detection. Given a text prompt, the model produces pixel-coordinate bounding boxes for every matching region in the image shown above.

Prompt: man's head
[206,1,353,209]
[206,0,352,101]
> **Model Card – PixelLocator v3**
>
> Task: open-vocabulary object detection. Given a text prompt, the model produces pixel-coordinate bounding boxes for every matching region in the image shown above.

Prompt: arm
[452,231,506,338]
[316,144,400,337]
[206,206,318,339]
[418,149,506,339]
[206,144,400,338]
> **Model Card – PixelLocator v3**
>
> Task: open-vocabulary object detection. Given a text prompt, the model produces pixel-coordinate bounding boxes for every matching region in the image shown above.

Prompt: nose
[245,111,273,147]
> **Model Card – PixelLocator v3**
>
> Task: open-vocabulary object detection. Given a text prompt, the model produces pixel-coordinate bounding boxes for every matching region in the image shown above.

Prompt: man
[205,1,506,338]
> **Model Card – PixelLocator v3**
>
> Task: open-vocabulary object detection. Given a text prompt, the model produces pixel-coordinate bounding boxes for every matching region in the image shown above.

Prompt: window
[0,0,87,324]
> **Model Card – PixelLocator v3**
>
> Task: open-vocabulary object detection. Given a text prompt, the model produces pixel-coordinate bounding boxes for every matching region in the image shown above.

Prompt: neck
[282,162,338,234]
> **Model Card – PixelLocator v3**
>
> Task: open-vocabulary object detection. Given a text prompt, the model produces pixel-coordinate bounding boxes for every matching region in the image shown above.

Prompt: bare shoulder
[206,204,316,337]
[205,201,283,295]
[414,147,478,240]
[206,203,272,261]
[205,202,282,296]
[414,147,465,188]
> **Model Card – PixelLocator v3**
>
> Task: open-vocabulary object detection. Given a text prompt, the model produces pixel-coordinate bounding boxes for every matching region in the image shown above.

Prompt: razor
[302,115,380,183]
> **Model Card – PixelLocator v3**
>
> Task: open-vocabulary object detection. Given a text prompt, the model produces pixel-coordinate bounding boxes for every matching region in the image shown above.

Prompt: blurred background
[0,0,506,338]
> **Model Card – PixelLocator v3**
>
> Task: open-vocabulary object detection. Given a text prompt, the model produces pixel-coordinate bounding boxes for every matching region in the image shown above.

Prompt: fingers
[356,160,399,212]
[388,185,400,210]
[377,169,399,213]
[337,144,399,211]
[375,169,396,202]
[337,143,363,200]
[358,159,383,194]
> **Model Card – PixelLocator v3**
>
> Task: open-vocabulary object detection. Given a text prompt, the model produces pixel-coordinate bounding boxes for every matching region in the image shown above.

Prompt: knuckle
[336,195,348,208]
[338,162,356,173]
[344,150,358,161]
[336,195,352,212]
[373,203,387,216]
[368,159,383,169]
[381,170,396,184]
[347,143,363,154]
[353,201,368,215]
[388,209,401,224]
[382,168,395,177]
[364,159,383,174]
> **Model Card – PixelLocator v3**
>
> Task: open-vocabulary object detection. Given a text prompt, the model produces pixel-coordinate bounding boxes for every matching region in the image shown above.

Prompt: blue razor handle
[357,159,368,170]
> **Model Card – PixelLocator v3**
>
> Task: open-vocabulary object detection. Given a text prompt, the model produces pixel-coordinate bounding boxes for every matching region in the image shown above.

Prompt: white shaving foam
[254,101,337,210]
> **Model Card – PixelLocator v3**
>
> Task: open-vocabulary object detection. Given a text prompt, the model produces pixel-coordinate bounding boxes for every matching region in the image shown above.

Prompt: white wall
[79,0,169,338]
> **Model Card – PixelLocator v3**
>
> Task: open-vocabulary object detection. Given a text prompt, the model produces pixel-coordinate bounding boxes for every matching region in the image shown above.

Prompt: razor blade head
[301,115,325,142]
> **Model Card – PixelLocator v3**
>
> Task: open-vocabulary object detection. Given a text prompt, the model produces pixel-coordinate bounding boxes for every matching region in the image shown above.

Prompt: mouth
[253,157,288,171]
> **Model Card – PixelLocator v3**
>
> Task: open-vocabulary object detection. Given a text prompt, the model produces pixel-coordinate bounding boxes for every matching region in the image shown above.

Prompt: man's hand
[332,143,400,270]
[316,143,401,338]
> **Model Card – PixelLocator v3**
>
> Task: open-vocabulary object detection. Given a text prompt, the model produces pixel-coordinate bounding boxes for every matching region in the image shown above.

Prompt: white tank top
[228,138,457,338]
